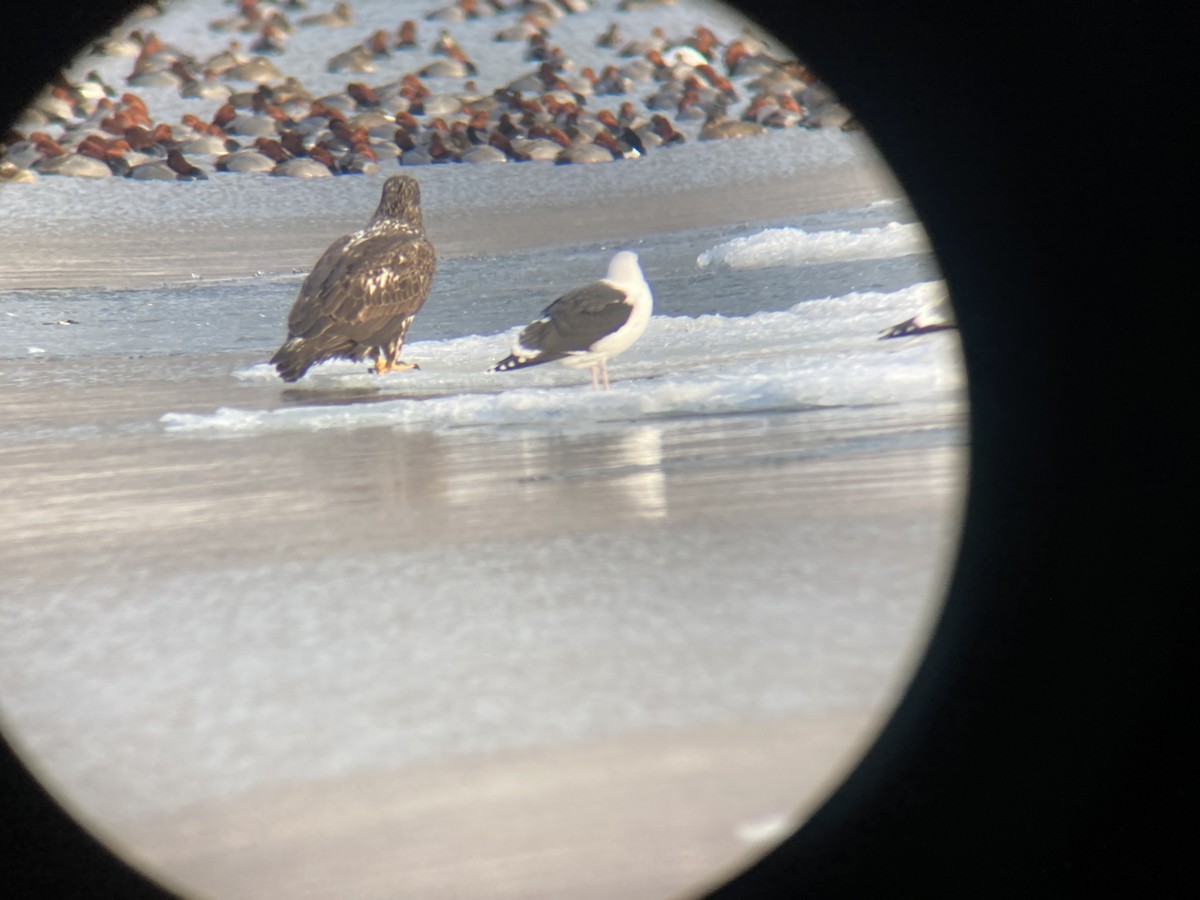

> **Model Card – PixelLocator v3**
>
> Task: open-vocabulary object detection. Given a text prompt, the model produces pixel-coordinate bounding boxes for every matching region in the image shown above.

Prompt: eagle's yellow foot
[372,358,420,375]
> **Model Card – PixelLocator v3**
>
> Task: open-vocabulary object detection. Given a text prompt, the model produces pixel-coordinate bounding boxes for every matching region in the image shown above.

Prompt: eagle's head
[372,175,423,232]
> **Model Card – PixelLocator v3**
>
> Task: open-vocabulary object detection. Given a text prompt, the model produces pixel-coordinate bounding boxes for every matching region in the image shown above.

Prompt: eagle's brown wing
[286,231,436,342]
[270,231,436,381]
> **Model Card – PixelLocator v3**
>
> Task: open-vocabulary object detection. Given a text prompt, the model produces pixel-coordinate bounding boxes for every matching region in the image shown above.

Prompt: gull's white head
[606,251,643,286]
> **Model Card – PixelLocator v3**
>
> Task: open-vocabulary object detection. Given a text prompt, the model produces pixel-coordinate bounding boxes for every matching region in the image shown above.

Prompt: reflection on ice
[499,424,669,522]
[611,425,668,521]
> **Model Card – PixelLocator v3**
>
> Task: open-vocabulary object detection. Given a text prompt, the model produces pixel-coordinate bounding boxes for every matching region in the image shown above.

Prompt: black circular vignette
[0,1,1188,897]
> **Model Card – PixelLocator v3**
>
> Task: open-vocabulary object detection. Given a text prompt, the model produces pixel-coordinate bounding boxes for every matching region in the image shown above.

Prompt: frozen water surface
[0,2,967,898]
[697,221,931,269]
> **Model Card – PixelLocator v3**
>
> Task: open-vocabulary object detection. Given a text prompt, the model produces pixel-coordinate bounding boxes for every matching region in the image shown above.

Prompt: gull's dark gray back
[522,282,632,354]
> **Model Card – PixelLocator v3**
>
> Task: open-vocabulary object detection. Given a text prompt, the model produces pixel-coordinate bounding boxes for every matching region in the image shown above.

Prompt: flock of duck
[0,0,858,183]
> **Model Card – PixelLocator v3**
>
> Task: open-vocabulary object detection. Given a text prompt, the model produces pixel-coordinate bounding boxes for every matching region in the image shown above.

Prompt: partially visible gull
[879,285,957,338]
[489,251,653,390]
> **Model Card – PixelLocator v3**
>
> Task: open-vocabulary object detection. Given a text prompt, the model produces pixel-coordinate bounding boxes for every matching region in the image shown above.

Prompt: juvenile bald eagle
[270,175,436,382]
[488,251,653,391]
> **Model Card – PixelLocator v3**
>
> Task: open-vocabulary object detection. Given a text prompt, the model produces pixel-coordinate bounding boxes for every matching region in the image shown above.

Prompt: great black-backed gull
[488,251,653,391]
[879,285,957,338]
[269,175,436,382]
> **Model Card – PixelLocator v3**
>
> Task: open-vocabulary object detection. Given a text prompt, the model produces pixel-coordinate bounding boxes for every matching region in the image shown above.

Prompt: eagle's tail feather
[270,336,356,382]
[269,338,318,382]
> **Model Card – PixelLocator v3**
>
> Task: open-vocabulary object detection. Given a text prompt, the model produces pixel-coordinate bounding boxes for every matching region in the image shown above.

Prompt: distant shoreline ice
[697,222,930,271]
